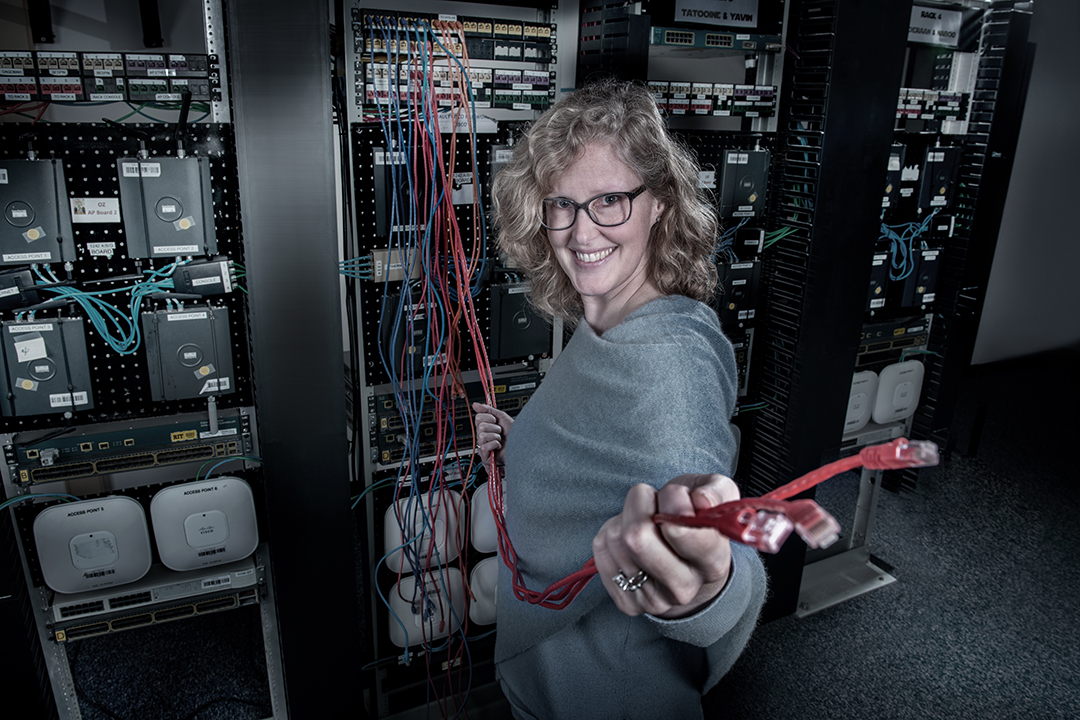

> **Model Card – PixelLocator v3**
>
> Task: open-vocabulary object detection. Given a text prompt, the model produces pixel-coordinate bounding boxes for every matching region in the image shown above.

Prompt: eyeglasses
[540,185,648,231]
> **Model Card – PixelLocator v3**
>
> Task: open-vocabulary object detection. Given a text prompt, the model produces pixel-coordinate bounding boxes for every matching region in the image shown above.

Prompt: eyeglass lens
[542,192,635,230]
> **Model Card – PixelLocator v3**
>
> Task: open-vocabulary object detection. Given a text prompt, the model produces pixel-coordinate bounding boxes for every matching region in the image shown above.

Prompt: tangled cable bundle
[484,436,940,609]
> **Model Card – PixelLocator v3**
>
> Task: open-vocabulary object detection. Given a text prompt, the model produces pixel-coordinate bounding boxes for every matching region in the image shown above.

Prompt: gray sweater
[495,295,767,720]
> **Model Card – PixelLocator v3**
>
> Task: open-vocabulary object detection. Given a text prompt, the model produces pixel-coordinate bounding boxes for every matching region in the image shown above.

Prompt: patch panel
[169,77,211,102]
[0,76,39,101]
[126,76,173,102]
[124,53,168,77]
[493,40,523,61]
[83,76,126,101]
[35,51,80,75]
[37,76,83,101]
[0,51,34,73]
[167,54,209,77]
[81,52,124,76]
[492,21,523,40]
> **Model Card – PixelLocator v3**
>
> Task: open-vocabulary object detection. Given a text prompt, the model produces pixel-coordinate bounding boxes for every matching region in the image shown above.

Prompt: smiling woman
[491,79,720,330]
[475,80,767,720]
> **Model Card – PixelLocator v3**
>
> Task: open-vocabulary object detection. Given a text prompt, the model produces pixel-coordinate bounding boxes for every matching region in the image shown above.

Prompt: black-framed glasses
[540,185,648,231]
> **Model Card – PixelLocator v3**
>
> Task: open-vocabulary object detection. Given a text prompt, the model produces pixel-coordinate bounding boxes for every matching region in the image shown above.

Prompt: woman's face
[544,143,665,313]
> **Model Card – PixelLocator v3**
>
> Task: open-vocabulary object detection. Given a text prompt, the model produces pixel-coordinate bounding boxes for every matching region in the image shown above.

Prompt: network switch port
[63,622,110,641]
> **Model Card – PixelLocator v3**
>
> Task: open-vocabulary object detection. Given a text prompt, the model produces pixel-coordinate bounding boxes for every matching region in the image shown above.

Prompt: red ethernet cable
[654,437,940,553]
[483,437,939,608]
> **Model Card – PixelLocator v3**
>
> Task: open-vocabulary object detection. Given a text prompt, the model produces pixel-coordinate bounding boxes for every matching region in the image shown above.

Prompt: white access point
[470,482,498,554]
[469,556,499,626]
[844,370,879,436]
[34,496,152,594]
[387,567,466,648]
[150,476,258,572]
[872,360,925,424]
[382,490,462,571]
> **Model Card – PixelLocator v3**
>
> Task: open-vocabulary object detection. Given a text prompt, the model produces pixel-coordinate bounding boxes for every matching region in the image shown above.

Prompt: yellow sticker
[26,228,40,240]
[178,218,192,230]
[199,366,210,376]
[20,379,34,390]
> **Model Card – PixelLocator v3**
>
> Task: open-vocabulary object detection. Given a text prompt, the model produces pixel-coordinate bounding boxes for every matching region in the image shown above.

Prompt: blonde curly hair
[491,79,718,325]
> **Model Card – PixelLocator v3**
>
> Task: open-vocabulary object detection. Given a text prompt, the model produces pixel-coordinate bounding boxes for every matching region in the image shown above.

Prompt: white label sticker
[13,334,47,363]
[154,245,199,254]
[0,286,18,298]
[167,312,209,322]
[49,392,89,408]
[87,242,117,258]
[201,575,232,590]
[0,169,6,184]
[3,252,52,262]
[508,382,537,392]
[199,427,238,440]
[122,162,140,177]
[8,324,53,333]
[192,276,221,287]
[199,377,231,394]
[71,198,121,223]
[140,162,161,177]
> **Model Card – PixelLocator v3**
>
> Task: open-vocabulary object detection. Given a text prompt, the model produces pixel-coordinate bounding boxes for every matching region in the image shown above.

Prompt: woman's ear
[651,199,666,226]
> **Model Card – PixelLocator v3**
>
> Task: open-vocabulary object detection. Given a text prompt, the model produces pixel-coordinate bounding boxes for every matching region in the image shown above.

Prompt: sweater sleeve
[645,542,768,689]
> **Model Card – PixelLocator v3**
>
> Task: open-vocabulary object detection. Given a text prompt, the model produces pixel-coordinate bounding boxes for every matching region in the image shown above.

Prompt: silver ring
[613,569,648,592]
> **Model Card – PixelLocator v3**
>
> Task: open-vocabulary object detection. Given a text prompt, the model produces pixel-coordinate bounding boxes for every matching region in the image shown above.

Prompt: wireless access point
[33,496,152,594]
[382,490,462,571]
[469,556,499,626]
[872,359,925,424]
[470,482,497,554]
[150,476,258,572]
[844,370,879,435]
[388,568,466,648]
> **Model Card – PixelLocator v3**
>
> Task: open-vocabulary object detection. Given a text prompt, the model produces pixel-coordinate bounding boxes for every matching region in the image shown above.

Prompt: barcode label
[84,568,116,579]
[198,547,227,558]
[201,574,232,590]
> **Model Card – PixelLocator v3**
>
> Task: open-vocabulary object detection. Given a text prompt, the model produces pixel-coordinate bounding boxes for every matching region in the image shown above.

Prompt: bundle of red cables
[482,436,939,609]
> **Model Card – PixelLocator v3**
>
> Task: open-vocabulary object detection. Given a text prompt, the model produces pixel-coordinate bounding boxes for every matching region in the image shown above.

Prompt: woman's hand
[472,402,514,472]
[592,474,739,619]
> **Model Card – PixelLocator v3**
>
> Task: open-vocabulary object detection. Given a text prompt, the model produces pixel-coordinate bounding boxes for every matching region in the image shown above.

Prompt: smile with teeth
[575,247,615,263]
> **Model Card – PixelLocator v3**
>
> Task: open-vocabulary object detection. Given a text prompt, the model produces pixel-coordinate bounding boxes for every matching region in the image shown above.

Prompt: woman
[472,80,766,720]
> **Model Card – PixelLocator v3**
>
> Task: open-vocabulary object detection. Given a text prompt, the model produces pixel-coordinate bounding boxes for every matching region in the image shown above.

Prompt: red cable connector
[655,437,938,554]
